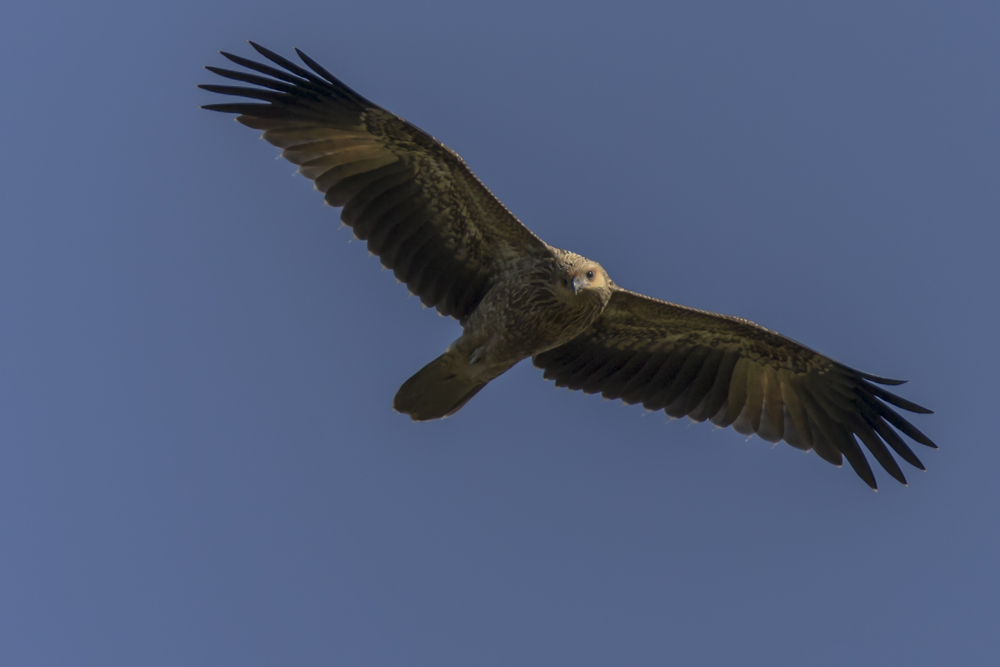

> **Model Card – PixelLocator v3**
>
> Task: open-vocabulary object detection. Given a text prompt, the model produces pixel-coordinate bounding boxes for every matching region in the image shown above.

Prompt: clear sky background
[2,1,998,665]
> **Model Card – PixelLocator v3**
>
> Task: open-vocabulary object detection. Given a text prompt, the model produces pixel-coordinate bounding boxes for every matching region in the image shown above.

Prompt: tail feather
[393,352,489,421]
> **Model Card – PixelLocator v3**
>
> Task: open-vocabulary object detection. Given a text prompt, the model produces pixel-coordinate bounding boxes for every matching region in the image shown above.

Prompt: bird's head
[570,264,608,295]
[556,253,613,307]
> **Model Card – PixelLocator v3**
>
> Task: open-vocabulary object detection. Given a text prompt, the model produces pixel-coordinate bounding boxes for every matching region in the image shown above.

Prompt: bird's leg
[443,331,491,369]
[468,345,487,365]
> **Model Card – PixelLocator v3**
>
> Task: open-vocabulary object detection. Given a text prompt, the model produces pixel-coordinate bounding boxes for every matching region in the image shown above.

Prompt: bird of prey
[201,43,936,489]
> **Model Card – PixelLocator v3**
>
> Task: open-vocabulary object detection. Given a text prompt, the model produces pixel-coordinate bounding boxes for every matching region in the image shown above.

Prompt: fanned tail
[393,351,491,421]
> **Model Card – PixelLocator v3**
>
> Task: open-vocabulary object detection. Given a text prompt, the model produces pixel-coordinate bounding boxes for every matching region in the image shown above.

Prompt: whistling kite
[201,43,935,489]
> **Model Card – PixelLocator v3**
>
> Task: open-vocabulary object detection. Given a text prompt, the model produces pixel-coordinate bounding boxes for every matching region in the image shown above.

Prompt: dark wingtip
[219,50,243,64]
[870,384,934,414]
[200,102,250,113]
[894,400,933,415]
[294,47,340,84]
[249,41,278,60]
[858,371,907,386]
[877,447,908,486]
[856,467,878,491]
[846,456,878,490]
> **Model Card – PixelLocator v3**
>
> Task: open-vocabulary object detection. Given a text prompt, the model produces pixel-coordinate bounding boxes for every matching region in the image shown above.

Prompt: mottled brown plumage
[201,43,936,489]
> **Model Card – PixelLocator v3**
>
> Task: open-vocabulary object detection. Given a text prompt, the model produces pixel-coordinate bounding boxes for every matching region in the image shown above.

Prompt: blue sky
[2,1,998,665]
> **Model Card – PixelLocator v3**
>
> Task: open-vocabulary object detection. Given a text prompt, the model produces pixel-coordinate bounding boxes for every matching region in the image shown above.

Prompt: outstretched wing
[533,289,935,489]
[201,43,552,321]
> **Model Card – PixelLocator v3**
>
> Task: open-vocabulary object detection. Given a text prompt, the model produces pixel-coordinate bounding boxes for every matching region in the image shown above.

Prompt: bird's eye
[586,270,595,280]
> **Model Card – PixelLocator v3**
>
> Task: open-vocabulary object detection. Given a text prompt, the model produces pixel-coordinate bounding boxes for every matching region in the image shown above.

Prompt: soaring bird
[201,43,935,489]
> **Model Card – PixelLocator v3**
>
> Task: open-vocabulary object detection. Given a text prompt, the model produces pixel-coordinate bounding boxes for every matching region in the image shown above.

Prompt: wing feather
[596,352,656,400]
[680,347,724,420]
[691,350,739,423]
[661,346,712,418]
[201,43,553,321]
[779,370,812,449]
[745,365,765,433]
[533,290,935,489]
[762,366,785,441]
[640,348,689,411]
[725,359,750,427]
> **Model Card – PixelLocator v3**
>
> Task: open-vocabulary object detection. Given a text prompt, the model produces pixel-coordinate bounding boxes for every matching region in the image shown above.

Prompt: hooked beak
[572,275,586,294]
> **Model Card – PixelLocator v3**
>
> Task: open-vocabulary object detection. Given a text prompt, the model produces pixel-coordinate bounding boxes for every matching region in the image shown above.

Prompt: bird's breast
[463,275,606,364]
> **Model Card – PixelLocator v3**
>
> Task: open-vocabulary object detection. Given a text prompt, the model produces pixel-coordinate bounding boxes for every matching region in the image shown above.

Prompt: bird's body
[201,43,936,489]
[396,250,612,420]
[463,250,612,367]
